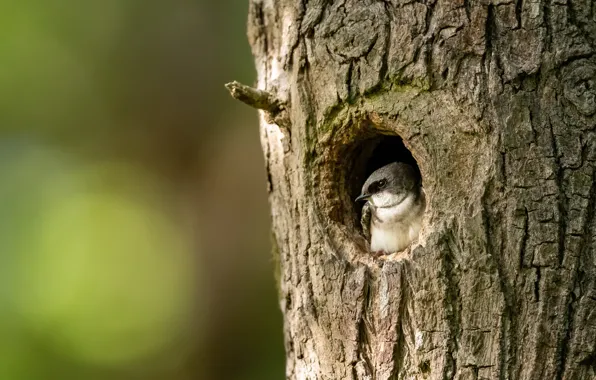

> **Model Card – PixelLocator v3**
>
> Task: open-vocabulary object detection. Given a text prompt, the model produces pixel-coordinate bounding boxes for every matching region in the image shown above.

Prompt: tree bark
[242,0,596,378]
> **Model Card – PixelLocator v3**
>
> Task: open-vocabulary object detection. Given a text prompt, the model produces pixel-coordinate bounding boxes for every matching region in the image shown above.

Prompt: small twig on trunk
[225,81,282,114]
[225,81,291,134]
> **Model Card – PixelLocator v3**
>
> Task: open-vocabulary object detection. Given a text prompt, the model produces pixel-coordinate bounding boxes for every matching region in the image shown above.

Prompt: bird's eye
[378,179,387,188]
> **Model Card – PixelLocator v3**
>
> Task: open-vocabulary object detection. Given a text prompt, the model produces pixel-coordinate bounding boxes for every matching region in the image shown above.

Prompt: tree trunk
[241,0,596,378]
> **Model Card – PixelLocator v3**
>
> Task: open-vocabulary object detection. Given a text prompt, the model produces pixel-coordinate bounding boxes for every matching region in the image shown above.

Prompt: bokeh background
[0,1,284,379]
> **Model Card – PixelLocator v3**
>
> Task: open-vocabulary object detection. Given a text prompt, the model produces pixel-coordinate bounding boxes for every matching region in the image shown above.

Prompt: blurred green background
[0,1,284,379]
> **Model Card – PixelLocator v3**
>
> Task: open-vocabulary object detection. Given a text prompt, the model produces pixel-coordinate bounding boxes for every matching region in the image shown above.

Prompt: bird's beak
[355,193,370,202]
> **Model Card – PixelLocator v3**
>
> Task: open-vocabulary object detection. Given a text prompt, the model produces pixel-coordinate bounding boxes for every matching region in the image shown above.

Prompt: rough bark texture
[245,0,596,378]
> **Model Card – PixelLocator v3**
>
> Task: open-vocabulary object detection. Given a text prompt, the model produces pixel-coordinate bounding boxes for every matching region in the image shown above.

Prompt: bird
[355,162,425,255]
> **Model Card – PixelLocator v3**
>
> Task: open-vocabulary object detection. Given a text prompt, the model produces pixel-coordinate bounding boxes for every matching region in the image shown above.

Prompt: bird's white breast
[370,192,424,253]
[370,218,422,253]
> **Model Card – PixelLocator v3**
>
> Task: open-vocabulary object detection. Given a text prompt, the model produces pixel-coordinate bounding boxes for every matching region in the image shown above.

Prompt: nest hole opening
[347,134,422,232]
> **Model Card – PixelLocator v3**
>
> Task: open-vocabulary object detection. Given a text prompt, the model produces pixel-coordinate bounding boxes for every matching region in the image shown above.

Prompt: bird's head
[355,162,421,208]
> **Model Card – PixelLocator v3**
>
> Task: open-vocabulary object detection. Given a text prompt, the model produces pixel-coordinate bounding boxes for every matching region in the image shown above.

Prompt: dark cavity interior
[363,136,419,180]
